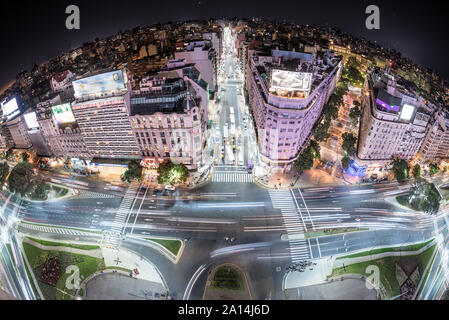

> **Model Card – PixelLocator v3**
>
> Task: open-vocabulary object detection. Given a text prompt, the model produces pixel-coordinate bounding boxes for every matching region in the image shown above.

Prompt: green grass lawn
[145,238,182,256]
[330,244,436,299]
[305,228,369,239]
[21,252,41,300]
[51,185,69,198]
[396,194,415,211]
[210,266,244,291]
[26,237,99,250]
[23,242,105,300]
[337,239,434,260]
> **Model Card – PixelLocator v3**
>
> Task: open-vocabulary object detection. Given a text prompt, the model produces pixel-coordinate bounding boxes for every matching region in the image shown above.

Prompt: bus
[230,124,236,136]
[225,145,235,164]
[230,114,235,125]
[223,126,229,139]
[238,151,244,166]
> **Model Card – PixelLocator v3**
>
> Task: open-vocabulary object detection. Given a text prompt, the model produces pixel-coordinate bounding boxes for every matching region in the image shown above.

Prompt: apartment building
[418,108,449,163]
[246,48,342,172]
[35,94,91,159]
[175,40,217,94]
[70,70,140,160]
[129,75,207,170]
[357,71,431,166]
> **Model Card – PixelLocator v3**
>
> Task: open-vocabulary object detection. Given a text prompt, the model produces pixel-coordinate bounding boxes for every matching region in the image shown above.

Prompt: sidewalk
[254,167,346,190]
[101,247,166,286]
[284,257,335,289]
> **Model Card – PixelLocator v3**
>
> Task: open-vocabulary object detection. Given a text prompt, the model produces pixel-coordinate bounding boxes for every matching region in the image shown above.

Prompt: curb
[126,234,184,264]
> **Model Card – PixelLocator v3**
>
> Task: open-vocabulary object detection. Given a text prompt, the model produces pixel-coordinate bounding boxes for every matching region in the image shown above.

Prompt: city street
[0,25,448,301]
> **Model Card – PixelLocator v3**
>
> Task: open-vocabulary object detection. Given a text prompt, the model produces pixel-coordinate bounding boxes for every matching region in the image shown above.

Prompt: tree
[28,180,50,200]
[328,93,344,109]
[309,140,321,160]
[157,160,189,185]
[323,102,339,121]
[341,155,350,169]
[392,159,409,183]
[341,132,357,157]
[157,160,175,185]
[294,140,320,173]
[408,178,441,215]
[313,120,330,142]
[122,160,143,183]
[0,162,9,187]
[412,164,421,179]
[20,152,30,163]
[429,163,440,176]
[335,81,349,97]
[8,161,35,196]
[349,106,361,121]
[5,149,13,161]
[294,149,314,173]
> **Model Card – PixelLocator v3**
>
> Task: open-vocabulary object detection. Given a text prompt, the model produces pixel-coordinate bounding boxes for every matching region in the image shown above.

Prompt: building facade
[418,108,449,163]
[129,75,208,170]
[357,71,430,166]
[246,48,342,172]
[70,70,140,160]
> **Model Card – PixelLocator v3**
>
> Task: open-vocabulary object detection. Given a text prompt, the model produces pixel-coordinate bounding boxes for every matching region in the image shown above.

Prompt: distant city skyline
[0,0,448,89]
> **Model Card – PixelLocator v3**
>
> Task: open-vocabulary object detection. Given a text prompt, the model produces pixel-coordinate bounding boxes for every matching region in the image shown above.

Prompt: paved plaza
[85,273,167,300]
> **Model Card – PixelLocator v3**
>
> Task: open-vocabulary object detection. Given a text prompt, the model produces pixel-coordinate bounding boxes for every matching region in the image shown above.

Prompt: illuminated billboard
[72,70,126,98]
[52,103,76,124]
[1,97,20,120]
[270,70,312,92]
[400,104,415,121]
[24,112,39,129]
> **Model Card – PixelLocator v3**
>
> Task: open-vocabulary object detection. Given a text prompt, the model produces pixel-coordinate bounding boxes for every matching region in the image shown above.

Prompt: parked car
[165,185,176,191]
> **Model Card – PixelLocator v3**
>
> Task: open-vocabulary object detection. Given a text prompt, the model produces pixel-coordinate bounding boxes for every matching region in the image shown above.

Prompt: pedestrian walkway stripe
[76,190,118,199]
[19,223,94,236]
[212,172,253,183]
[269,190,311,263]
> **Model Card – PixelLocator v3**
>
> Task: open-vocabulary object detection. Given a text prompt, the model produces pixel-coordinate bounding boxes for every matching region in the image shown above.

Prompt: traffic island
[21,237,105,300]
[21,236,169,300]
[328,240,437,299]
[203,263,252,300]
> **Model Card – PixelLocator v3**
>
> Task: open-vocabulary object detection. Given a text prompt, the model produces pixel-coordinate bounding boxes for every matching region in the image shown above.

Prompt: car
[355,218,361,222]
[165,185,175,191]
[153,187,163,194]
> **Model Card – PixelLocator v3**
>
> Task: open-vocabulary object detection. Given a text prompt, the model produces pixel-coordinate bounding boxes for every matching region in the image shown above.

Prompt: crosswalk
[102,181,140,249]
[20,223,94,236]
[76,190,118,199]
[269,190,311,263]
[212,172,254,183]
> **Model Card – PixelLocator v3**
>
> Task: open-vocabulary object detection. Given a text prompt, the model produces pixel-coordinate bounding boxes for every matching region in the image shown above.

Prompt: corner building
[129,75,208,170]
[357,71,430,166]
[246,48,342,172]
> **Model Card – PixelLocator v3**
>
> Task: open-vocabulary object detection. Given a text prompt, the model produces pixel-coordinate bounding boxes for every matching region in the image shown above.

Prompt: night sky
[0,0,448,89]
